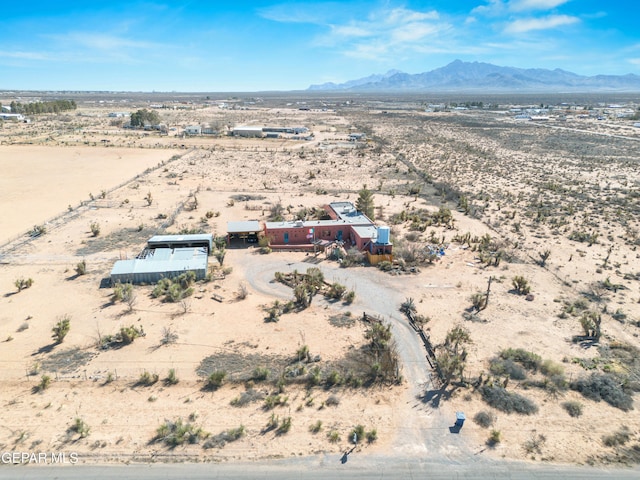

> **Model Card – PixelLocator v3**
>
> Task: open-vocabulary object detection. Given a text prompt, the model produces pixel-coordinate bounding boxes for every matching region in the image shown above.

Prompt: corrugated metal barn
[110,247,208,285]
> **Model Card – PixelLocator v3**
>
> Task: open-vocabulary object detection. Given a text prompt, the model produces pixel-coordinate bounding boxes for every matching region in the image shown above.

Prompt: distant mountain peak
[307,61,640,92]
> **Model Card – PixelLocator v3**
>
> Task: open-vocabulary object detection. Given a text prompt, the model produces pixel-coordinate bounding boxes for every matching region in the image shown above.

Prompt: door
[284,232,289,244]
[337,230,343,241]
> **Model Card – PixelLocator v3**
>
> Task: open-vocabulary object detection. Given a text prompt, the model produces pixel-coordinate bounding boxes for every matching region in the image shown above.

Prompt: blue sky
[1,1,638,91]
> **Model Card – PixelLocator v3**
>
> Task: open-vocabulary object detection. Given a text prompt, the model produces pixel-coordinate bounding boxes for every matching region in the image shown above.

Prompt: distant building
[184,125,202,135]
[0,113,25,121]
[232,126,265,137]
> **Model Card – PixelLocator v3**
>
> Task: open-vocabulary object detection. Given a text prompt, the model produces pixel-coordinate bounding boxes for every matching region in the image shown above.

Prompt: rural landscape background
[1,0,640,476]
[1,90,639,470]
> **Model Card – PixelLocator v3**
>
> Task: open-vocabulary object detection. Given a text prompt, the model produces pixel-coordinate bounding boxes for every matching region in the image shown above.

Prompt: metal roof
[227,221,261,233]
[110,247,208,277]
[148,234,213,244]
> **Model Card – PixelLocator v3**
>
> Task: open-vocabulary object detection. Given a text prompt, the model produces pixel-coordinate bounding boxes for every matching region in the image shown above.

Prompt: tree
[130,109,160,127]
[356,185,375,220]
[438,326,472,384]
[52,316,71,344]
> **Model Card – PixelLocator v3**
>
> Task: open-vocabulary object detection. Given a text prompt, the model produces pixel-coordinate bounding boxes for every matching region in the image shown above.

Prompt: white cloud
[311,6,450,60]
[504,14,579,33]
[509,0,571,11]
[0,50,50,61]
[629,58,640,66]
[56,33,160,51]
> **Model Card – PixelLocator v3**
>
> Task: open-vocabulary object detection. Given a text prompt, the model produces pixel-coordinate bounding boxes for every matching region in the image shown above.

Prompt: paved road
[2,456,639,479]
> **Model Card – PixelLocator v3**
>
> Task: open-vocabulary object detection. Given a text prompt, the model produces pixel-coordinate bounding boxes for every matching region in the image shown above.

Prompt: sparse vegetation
[14,277,34,292]
[154,418,209,447]
[480,385,538,415]
[562,401,584,417]
[51,316,71,344]
[205,370,227,390]
[473,410,495,428]
[69,418,90,439]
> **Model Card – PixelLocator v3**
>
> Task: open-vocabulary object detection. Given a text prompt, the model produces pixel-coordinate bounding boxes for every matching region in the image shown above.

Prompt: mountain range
[307,60,640,92]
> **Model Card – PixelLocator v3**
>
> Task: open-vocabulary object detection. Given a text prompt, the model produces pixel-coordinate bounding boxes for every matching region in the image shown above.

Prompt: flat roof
[265,219,348,230]
[111,247,208,276]
[227,220,261,233]
[351,225,378,240]
[329,202,373,225]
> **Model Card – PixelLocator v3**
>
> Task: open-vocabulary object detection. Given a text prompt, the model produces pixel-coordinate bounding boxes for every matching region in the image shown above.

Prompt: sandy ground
[1,98,639,467]
[0,146,179,244]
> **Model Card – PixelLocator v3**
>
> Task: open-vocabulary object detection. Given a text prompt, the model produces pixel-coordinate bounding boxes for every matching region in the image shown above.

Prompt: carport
[226,220,261,246]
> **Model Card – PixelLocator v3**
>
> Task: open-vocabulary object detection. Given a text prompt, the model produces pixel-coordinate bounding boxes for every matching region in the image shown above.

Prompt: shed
[110,247,208,284]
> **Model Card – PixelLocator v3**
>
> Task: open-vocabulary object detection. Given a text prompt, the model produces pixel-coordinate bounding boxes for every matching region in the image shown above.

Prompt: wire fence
[0,148,196,258]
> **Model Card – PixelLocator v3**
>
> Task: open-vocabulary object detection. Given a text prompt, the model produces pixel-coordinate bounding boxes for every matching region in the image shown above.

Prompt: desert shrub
[342,247,365,267]
[161,326,178,345]
[499,348,542,372]
[343,290,356,304]
[325,394,340,406]
[230,389,264,407]
[205,371,227,390]
[236,282,249,300]
[69,418,90,438]
[113,282,133,303]
[512,276,531,295]
[90,222,100,237]
[603,426,631,447]
[165,368,179,386]
[570,373,634,411]
[276,416,292,435]
[137,370,159,386]
[14,277,34,292]
[327,282,347,299]
[377,260,394,271]
[155,418,208,447]
[325,371,342,387]
[523,433,547,454]
[487,429,501,446]
[400,297,417,314]
[327,430,340,443]
[36,375,52,393]
[75,260,87,276]
[309,420,323,433]
[119,325,142,345]
[470,292,487,311]
[252,366,269,381]
[480,385,538,415]
[366,429,378,443]
[51,316,71,343]
[561,401,583,417]
[489,358,527,380]
[151,272,195,302]
[264,413,279,432]
[264,394,288,410]
[473,410,495,428]
[540,359,564,377]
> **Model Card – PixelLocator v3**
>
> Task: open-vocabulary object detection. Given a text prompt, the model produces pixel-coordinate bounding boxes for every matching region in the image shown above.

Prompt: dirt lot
[0,93,639,466]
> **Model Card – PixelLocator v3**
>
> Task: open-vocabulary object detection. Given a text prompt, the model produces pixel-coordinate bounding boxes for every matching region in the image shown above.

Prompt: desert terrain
[0,92,639,468]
